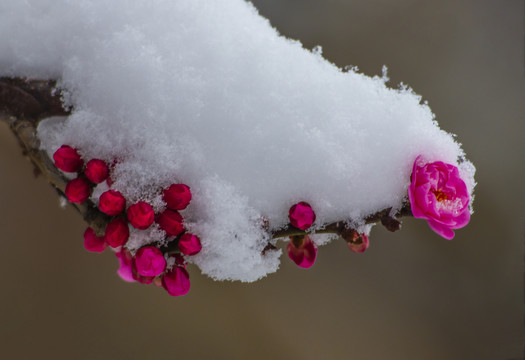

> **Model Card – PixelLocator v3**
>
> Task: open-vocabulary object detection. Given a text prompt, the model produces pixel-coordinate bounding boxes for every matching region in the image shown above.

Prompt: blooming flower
[287,235,317,268]
[408,156,470,240]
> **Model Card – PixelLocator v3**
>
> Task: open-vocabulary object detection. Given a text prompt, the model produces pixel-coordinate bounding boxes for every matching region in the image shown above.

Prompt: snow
[0,0,475,281]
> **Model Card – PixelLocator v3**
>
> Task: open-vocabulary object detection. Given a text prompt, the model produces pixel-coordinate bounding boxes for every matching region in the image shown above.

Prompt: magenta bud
[83,227,107,253]
[162,265,191,296]
[287,235,317,268]
[289,202,316,230]
[163,184,192,210]
[178,233,202,256]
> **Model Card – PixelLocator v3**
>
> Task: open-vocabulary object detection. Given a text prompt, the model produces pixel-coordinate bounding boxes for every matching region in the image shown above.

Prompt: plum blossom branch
[1,77,414,246]
[271,204,412,240]
[0,77,109,234]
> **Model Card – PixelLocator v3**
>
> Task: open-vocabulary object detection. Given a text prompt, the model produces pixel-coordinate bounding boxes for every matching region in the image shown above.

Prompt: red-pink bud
[163,184,192,210]
[162,265,190,296]
[84,159,109,184]
[115,248,135,282]
[98,190,126,216]
[53,145,83,172]
[105,217,130,248]
[289,202,316,230]
[347,233,370,253]
[127,201,155,230]
[131,261,155,284]
[65,177,91,203]
[178,233,202,256]
[134,246,166,277]
[287,235,317,268]
[83,227,107,253]
[156,209,184,236]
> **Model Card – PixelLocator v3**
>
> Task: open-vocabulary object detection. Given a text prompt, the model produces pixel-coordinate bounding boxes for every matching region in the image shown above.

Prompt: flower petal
[427,220,455,240]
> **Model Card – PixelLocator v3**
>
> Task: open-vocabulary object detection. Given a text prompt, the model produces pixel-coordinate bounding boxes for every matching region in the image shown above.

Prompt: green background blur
[1,1,523,359]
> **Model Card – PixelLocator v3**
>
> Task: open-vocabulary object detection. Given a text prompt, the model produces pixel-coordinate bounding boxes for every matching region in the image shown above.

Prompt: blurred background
[0,0,523,359]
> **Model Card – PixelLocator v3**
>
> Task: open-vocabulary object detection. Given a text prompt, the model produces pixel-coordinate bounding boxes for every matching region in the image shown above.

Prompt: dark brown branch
[0,78,69,121]
[271,203,411,240]
[1,76,414,249]
[1,77,108,234]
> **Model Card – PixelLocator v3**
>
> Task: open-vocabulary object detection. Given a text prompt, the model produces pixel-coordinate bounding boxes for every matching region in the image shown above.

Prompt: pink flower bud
[127,201,155,230]
[105,217,130,248]
[347,233,369,253]
[134,246,166,277]
[115,248,135,282]
[65,177,91,203]
[162,265,190,296]
[289,202,316,230]
[131,262,155,284]
[156,209,184,236]
[83,227,107,253]
[98,190,126,216]
[287,235,317,268]
[53,145,83,172]
[178,233,202,256]
[84,159,109,184]
[408,156,470,240]
[163,184,192,210]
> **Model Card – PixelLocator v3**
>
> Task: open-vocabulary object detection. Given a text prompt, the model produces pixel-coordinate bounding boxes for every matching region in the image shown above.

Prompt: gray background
[1,0,523,359]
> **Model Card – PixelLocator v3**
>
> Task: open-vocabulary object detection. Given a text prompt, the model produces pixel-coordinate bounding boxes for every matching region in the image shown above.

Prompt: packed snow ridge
[0,0,475,281]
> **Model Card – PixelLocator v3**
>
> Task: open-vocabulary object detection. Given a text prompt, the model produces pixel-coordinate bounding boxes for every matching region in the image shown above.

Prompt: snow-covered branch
[0,0,475,293]
[0,78,108,232]
[0,76,412,245]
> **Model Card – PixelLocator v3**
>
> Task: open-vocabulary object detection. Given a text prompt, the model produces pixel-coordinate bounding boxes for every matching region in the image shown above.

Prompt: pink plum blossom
[408,156,470,240]
[287,235,317,268]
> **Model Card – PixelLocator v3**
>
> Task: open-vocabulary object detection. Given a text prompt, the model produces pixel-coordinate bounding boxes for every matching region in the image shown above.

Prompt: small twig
[271,204,411,240]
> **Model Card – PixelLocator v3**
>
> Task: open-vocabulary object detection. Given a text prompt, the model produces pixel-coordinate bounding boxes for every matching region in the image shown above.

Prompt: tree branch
[0,77,109,234]
[1,77,413,251]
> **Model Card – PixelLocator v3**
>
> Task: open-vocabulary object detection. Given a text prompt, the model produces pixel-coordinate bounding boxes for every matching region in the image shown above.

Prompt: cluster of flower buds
[286,201,370,268]
[53,145,202,296]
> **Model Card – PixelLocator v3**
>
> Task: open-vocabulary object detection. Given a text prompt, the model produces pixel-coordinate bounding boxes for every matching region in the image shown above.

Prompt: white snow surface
[0,0,475,281]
